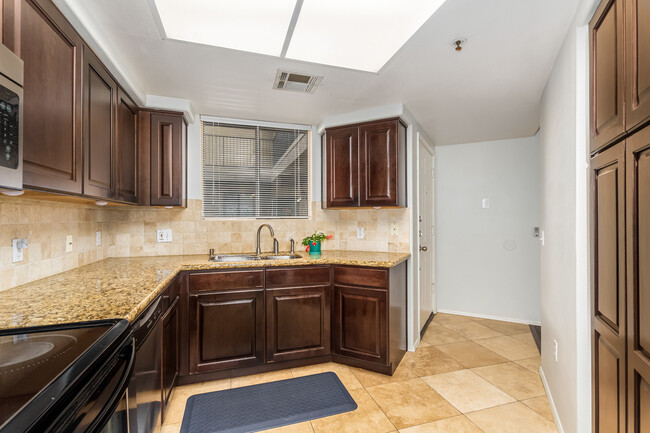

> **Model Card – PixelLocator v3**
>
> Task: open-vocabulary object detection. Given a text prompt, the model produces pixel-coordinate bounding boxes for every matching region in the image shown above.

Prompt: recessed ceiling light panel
[286,0,447,72]
[152,0,297,56]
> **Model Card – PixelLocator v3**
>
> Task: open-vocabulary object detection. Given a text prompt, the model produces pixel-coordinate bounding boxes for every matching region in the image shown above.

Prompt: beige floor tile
[474,336,541,361]
[522,396,555,422]
[515,357,541,373]
[435,341,509,368]
[511,332,539,347]
[418,339,432,347]
[398,415,484,433]
[160,423,181,433]
[466,402,557,433]
[350,362,418,388]
[474,319,531,335]
[261,421,315,432]
[442,321,504,340]
[431,313,476,326]
[163,379,232,425]
[421,323,468,346]
[472,362,546,400]
[402,346,465,377]
[365,378,459,429]
[290,362,363,390]
[231,370,294,388]
[421,369,515,413]
[310,388,396,433]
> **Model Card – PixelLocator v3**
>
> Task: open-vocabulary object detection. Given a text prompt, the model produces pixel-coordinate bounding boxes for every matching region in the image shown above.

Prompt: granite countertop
[0,250,410,330]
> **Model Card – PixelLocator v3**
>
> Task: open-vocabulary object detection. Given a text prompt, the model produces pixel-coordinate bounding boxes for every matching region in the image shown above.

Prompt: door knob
[420,245,428,252]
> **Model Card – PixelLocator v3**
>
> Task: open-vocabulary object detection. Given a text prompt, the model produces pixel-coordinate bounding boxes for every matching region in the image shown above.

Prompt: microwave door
[0,73,22,191]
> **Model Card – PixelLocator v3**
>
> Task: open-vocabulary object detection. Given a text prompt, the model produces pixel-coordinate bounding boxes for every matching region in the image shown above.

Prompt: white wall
[538,0,597,432]
[435,136,541,324]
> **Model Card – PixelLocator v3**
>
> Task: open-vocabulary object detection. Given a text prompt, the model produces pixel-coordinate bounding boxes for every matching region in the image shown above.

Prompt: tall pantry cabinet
[589,0,650,432]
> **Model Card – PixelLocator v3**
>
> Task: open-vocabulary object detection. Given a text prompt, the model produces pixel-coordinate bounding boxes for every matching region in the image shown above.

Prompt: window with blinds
[201,121,310,218]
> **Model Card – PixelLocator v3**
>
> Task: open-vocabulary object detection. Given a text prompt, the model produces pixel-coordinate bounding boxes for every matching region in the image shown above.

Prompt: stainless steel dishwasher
[133,296,163,433]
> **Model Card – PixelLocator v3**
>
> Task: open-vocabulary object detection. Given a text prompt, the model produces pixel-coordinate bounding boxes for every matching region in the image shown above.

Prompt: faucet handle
[209,248,215,259]
[289,238,295,254]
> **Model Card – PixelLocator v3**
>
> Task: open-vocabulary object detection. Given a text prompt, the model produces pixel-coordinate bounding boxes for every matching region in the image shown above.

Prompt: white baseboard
[409,336,421,352]
[436,309,542,326]
[539,366,564,433]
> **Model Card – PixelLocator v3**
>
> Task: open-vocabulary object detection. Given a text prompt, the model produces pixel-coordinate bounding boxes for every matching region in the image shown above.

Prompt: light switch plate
[482,198,490,209]
[357,227,364,239]
[157,229,172,243]
[96,231,102,246]
[12,239,25,263]
[390,223,399,236]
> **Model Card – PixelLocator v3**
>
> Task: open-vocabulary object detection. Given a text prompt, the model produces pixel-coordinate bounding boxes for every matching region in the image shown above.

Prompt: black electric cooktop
[0,320,129,431]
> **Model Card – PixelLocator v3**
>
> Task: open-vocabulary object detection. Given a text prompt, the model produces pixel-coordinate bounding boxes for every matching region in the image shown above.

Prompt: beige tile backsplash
[0,197,410,292]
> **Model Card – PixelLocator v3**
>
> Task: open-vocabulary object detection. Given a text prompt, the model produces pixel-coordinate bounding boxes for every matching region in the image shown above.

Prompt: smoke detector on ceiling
[273,70,323,94]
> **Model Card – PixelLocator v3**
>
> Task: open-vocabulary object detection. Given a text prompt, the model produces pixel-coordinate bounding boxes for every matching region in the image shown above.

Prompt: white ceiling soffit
[286,0,447,72]
[150,0,447,73]
[52,0,582,146]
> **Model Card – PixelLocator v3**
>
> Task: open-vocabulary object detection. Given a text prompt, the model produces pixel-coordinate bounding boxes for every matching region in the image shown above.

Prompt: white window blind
[201,121,310,218]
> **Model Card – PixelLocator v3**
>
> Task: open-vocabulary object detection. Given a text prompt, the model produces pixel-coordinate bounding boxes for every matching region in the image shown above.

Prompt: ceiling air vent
[273,70,323,94]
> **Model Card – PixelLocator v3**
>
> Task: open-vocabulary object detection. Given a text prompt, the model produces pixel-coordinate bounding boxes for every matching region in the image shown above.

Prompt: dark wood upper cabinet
[139,110,186,207]
[590,0,626,154]
[83,46,116,200]
[324,118,406,208]
[116,88,138,203]
[626,124,650,432]
[13,0,83,193]
[590,141,627,433]
[359,119,406,207]
[325,125,358,208]
[626,0,650,131]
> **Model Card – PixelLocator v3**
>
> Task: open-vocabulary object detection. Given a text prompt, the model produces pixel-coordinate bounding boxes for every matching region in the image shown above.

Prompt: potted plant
[302,231,333,255]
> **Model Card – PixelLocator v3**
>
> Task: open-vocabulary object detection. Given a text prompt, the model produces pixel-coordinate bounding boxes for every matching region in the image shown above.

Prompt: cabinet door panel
[151,113,183,206]
[590,0,625,153]
[266,286,330,362]
[627,125,650,432]
[626,0,650,130]
[326,126,358,207]
[333,285,387,365]
[117,89,138,203]
[591,141,626,433]
[189,290,264,373]
[20,0,83,193]
[359,120,398,206]
[161,297,179,421]
[83,47,116,199]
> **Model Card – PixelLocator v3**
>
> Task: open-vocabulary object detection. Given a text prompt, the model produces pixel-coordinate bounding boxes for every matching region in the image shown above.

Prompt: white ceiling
[55,0,580,146]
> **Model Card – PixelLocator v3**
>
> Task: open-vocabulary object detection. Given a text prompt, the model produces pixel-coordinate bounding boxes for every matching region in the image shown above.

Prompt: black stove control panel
[0,84,19,170]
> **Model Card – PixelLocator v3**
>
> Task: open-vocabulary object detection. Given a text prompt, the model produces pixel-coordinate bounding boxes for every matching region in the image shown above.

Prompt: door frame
[416,133,436,335]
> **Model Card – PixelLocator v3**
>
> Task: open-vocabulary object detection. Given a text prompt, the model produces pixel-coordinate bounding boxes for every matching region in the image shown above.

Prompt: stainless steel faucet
[256,224,276,255]
[290,238,295,254]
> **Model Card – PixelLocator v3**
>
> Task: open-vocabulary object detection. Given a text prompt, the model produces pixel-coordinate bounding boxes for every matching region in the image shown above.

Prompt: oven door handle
[89,337,136,433]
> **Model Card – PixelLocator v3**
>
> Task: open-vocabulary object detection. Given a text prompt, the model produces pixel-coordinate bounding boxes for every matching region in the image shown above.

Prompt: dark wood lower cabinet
[266,286,330,363]
[161,296,179,422]
[333,284,388,365]
[591,141,627,433]
[189,289,265,374]
[626,124,650,432]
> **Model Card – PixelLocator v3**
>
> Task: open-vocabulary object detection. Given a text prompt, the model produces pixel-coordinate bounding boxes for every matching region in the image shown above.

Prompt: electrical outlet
[66,235,73,253]
[12,238,27,263]
[390,223,399,236]
[554,339,558,362]
[157,229,172,243]
[96,231,101,246]
[357,227,364,239]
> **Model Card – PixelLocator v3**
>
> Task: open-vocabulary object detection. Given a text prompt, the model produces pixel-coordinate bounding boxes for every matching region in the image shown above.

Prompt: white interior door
[418,138,435,333]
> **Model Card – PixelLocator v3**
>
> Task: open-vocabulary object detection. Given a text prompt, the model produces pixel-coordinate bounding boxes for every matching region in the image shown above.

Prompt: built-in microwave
[0,43,23,192]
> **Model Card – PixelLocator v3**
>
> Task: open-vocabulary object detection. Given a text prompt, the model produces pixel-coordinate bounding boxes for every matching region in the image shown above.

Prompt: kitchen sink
[209,254,260,262]
[259,254,303,260]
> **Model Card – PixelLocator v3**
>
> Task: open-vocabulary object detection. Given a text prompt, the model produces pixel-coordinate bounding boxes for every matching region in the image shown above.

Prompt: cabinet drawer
[334,266,388,289]
[189,270,263,293]
[265,266,331,288]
